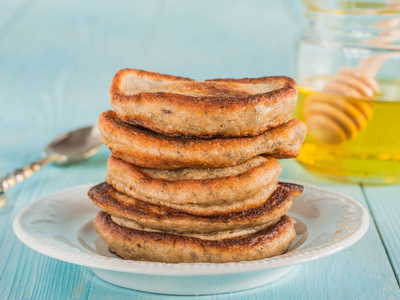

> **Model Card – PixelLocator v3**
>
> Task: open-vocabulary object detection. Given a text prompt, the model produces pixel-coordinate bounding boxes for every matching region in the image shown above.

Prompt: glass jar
[293,0,400,184]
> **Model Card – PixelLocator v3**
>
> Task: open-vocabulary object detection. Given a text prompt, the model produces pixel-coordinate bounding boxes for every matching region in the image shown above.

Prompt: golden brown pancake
[94,211,296,263]
[111,215,280,240]
[88,182,303,233]
[110,68,298,138]
[98,110,307,169]
[106,155,282,215]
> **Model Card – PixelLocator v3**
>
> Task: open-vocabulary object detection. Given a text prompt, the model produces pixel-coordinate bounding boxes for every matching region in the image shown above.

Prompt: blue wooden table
[1,1,399,299]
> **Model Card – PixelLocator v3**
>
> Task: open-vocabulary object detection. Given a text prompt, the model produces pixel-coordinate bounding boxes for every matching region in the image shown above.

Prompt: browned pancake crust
[98,110,307,169]
[88,182,302,233]
[94,211,296,263]
[110,68,298,138]
[105,155,282,215]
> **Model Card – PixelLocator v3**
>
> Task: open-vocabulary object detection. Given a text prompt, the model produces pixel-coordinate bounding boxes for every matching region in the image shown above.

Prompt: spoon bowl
[44,126,102,164]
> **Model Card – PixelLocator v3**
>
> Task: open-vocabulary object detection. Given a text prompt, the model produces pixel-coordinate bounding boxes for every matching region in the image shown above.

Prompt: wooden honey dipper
[304,52,400,143]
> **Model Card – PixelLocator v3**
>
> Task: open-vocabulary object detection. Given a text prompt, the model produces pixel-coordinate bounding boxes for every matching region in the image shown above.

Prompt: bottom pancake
[94,211,296,263]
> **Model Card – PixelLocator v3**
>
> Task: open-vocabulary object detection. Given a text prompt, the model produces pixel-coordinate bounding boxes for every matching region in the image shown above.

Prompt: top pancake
[110,69,298,138]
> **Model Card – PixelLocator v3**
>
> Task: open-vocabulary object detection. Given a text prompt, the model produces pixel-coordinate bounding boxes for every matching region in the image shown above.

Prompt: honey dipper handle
[358,52,400,78]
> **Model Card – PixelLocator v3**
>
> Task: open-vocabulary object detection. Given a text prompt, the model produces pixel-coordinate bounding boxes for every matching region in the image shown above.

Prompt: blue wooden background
[0,1,399,299]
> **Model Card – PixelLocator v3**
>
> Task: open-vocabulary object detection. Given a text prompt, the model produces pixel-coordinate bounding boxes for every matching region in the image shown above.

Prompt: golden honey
[293,77,400,184]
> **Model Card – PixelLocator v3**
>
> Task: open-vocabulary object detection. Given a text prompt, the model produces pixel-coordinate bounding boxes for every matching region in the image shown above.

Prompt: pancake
[111,215,279,240]
[110,68,298,138]
[94,211,296,263]
[88,182,303,233]
[106,155,282,215]
[98,110,307,169]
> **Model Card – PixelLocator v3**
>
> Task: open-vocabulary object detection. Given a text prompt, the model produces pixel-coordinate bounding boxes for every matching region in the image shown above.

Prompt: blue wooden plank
[0,153,109,300]
[362,185,400,284]
[0,0,37,40]
[0,0,299,83]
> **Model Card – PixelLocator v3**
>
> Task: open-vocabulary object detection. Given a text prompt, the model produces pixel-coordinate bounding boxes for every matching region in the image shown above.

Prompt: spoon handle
[0,156,57,206]
[0,190,6,210]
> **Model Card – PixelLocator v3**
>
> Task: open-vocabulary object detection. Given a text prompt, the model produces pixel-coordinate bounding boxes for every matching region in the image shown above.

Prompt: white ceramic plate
[13,182,369,295]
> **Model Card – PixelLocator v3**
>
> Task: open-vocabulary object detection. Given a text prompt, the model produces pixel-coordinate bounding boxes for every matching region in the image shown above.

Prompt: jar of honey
[293,0,400,183]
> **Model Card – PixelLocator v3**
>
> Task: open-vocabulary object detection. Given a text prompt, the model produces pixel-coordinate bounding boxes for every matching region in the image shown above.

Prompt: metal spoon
[0,126,102,209]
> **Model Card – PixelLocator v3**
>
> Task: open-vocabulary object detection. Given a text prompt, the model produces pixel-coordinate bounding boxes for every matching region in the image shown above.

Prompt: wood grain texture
[0,0,38,41]
[362,185,400,284]
[0,0,399,299]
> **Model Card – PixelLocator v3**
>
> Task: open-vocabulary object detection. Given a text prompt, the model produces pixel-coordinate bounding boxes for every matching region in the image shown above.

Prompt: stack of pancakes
[88,69,307,263]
